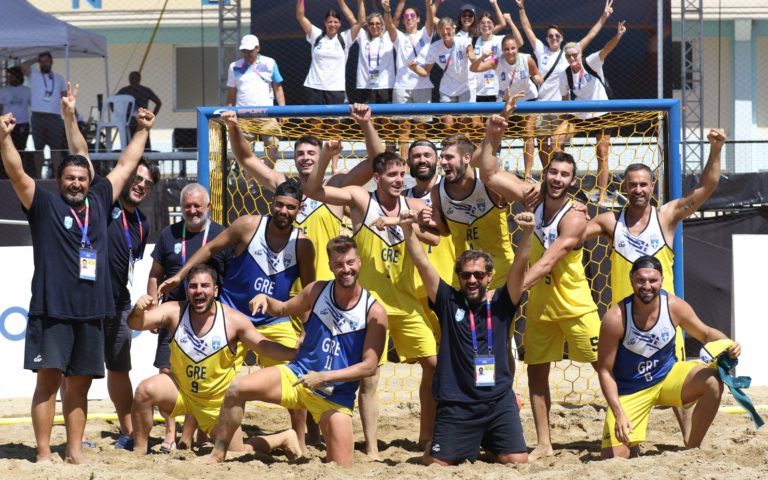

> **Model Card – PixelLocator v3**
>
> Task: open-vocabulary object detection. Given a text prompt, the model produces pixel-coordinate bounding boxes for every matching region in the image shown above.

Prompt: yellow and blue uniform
[354,192,437,362]
[279,280,376,421]
[438,171,514,290]
[220,215,299,366]
[602,291,702,448]
[169,301,245,434]
[524,199,600,364]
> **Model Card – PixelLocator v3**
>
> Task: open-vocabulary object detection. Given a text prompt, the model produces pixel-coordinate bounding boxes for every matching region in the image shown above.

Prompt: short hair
[129,71,141,80]
[6,66,22,80]
[187,264,218,285]
[455,249,494,274]
[38,51,52,62]
[546,151,577,176]
[326,235,358,258]
[138,157,160,185]
[442,134,475,158]
[407,139,438,159]
[501,34,518,48]
[372,151,406,174]
[563,41,580,53]
[274,179,303,202]
[180,182,210,206]
[437,17,456,32]
[624,163,656,182]
[294,135,322,152]
[57,155,92,181]
[630,255,663,276]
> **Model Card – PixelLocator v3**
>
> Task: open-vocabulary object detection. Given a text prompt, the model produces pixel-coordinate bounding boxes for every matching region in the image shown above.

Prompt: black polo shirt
[107,202,149,311]
[429,279,518,403]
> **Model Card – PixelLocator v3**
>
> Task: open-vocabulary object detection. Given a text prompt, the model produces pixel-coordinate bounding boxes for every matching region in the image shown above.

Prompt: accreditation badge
[474,355,495,387]
[127,251,135,286]
[79,248,97,281]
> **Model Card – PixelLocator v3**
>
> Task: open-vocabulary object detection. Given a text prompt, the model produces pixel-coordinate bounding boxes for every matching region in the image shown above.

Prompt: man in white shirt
[0,66,32,176]
[226,34,286,169]
[21,51,66,179]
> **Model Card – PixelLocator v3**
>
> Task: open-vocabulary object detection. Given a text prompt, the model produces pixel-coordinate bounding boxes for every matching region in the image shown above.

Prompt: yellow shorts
[277,365,352,423]
[388,308,438,363]
[674,325,686,361]
[523,311,600,364]
[602,360,703,448]
[253,321,299,368]
[170,390,223,436]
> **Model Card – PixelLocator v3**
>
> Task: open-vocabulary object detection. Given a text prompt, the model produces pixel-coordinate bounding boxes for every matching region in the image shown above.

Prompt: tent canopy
[0,0,107,59]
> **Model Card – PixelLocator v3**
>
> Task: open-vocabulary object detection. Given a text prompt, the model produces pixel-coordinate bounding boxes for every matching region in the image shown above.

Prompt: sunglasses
[461,12,475,17]
[458,270,488,280]
[402,12,417,19]
[547,33,562,39]
[133,174,155,189]
[565,52,579,59]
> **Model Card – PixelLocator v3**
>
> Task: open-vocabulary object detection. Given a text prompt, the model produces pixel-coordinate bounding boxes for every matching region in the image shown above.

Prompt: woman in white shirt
[472,35,542,179]
[296,0,364,105]
[472,5,523,103]
[354,8,396,104]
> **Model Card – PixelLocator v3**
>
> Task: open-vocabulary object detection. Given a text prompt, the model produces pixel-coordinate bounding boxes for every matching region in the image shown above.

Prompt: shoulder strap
[583,61,607,89]
[540,47,564,84]
[566,66,576,100]
[313,31,345,50]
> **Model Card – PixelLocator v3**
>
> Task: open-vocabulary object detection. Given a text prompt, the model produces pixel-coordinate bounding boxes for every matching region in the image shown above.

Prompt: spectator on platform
[0,66,32,177]
[21,52,66,178]
[353,5,396,104]
[472,6,523,103]
[116,71,162,151]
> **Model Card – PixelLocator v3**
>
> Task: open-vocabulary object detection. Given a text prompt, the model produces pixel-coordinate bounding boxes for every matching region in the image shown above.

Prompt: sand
[1,381,766,480]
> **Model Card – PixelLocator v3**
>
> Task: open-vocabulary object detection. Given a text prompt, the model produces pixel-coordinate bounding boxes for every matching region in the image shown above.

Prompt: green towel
[717,355,764,429]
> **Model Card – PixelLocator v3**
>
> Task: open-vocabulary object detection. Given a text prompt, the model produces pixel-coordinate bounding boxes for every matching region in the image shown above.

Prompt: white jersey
[0,85,31,123]
[29,69,65,114]
[559,52,608,118]
[355,33,395,89]
[226,55,280,106]
[533,39,569,101]
[425,36,475,97]
[304,25,354,91]
[393,28,434,90]
[473,34,504,96]
[172,301,230,363]
[495,53,537,101]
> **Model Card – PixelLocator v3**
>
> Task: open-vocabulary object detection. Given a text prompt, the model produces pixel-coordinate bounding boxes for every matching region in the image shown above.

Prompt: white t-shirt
[533,38,570,101]
[495,53,537,101]
[473,34,504,96]
[29,69,65,114]
[304,25,354,92]
[355,33,395,89]
[393,28,434,90]
[226,55,283,106]
[559,52,608,119]
[425,36,475,97]
[0,85,31,123]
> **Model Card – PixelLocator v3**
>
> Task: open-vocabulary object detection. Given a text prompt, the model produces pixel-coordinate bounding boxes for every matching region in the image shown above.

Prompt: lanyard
[41,72,54,96]
[407,33,420,59]
[252,56,272,84]
[181,219,210,265]
[465,298,493,356]
[367,37,382,68]
[69,198,90,247]
[507,54,522,92]
[577,67,584,90]
[444,44,455,71]
[117,199,143,260]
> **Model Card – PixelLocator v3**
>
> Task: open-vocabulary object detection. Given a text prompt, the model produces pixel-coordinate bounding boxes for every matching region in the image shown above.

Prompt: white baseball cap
[239,34,260,51]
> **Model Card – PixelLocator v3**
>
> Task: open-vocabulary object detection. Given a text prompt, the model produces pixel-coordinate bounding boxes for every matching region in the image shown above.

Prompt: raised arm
[221,110,285,191]
[585,211,616,241]
[522,209,585,290]
[128,295,181,332]
[250,280,326,319]
[514,0,538,50]
[598,21,626,61]
[326,104,379,188]
[503,13,525,48]
[402,211,441,304]
[0,114,35,210]
[303,139,370,208]
[427,0,441,35]
[578,0,614,51]
[296,0,314,37]
[106,108,154,203]
[382,0,398,41]
[60,83,94,178]
[489,0,506,34]
[339,0,365,40]
[660,128,725,226]
[506,212,534,304]
[597,304,633,446]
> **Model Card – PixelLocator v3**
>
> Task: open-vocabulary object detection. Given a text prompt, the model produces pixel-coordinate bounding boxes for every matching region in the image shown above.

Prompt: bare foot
[64,449,92,465]
[364,448,380,461]
[200,453,225,464]
[278,429,302,461]
[35,453,54,463]
[417,438,430,452]
[528,445,554,461]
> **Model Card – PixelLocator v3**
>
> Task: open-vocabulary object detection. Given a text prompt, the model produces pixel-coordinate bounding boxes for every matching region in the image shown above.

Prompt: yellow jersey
[290,197,343,296]
[439,171,514,290]
[354,192,423,316]
[610,207,675,302]
[526,200,598,322]
[169,301,245,399]
[405,184,456,289]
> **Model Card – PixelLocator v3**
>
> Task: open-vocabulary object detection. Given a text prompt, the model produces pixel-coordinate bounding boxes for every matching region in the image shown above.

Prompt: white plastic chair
[95,95,135,152]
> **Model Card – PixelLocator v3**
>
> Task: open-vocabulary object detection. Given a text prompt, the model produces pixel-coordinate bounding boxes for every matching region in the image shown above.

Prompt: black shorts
[305,87,346,105]
[24,315,105,378]
[476,95,498,103]
[11,122,30,151]
[357,88,393,104]
[31,112,66,151]
[429,389,526,463]
[566,111,621,137]
[104,308,132,372]
[154,326,172,370]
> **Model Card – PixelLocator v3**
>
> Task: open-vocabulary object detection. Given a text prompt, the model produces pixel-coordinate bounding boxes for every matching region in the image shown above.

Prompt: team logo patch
[283,253,293,267]
[174,243,182,255]
[212,336,222,350]
[476,198,486,213]
[618,241,626,248]
[661,328,670,342]
[112,207,121,219]
[432,443,440,453]
[439,54,447,63]
[650,235,660,249]
[64,216,73,229]
[548,232,557,244]
[455,309,465,322]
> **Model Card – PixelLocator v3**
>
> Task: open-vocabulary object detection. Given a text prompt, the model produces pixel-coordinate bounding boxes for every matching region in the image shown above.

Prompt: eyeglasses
[402,12,417,19]
[461,11,475,17]
[547,33,562,39]
[564,52,579,59]
[132,175,155,189]
[458,270,488,280]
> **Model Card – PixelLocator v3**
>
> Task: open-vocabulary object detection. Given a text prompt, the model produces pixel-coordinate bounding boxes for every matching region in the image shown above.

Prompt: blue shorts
[429,388,527,462]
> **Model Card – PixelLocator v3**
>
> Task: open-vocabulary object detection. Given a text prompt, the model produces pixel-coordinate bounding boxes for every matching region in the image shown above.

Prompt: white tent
[0,0,108,88]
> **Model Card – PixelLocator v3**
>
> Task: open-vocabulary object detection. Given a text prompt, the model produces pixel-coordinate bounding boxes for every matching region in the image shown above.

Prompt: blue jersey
[220,216,300,327]
[288,281,375,409]
[613,290,677,395]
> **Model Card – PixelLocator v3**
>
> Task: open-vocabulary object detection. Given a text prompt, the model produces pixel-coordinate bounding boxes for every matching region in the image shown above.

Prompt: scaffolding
[217,0,242,106]
[680,0,705,174]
